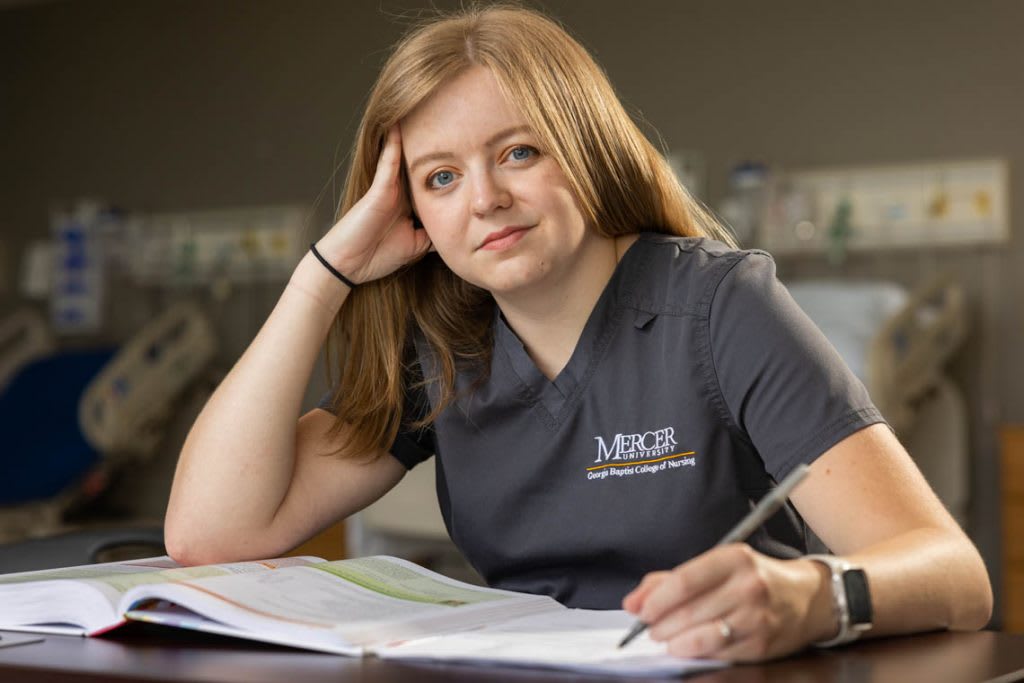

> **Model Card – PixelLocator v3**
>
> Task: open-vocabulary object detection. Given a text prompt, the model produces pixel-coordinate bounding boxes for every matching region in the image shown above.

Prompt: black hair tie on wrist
[309,242,358,290]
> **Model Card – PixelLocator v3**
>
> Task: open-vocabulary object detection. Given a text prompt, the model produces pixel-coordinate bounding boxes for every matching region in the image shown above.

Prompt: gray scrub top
[324,233,886,609]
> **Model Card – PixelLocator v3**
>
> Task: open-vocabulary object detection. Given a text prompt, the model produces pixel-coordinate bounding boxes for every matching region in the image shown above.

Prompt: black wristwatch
[807,554,873,647]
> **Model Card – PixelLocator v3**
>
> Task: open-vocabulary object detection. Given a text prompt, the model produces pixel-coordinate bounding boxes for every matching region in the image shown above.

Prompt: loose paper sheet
[379,609,725,677]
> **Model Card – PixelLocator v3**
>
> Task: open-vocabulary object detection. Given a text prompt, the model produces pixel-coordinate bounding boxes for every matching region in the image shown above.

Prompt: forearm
[165,254,348,563]
[166,125,431,564]
[803,526,993,644]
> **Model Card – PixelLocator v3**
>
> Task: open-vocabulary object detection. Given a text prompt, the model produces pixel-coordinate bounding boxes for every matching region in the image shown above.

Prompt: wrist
[805,554,874,647]
[288,252,352,315]
[804,558,841,644]
[310,233,371,285]
[309,242,358,290]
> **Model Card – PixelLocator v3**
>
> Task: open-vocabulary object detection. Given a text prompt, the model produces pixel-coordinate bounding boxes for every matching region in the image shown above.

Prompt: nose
[471,169,512,216]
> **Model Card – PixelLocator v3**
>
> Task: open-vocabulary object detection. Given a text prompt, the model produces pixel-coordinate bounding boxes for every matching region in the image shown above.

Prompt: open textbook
[0,554,723,677]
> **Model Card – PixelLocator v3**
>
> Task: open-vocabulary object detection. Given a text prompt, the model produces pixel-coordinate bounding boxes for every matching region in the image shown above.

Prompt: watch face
[842,568,873,626]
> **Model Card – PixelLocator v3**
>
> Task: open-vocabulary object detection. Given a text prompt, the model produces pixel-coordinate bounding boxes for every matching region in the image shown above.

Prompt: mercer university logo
[593,426,677,462]
[586,425,696,481]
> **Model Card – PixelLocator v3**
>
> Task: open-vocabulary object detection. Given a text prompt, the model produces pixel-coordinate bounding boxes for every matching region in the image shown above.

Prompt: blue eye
[509,146,535,161]
[428,170,455,189]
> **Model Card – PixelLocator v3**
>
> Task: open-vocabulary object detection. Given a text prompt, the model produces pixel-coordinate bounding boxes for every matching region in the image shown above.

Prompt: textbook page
[0,555,323,636]
[378,608,726,677]
[123,556,561,654]
[0,555,182,586]
[0,556,182,635]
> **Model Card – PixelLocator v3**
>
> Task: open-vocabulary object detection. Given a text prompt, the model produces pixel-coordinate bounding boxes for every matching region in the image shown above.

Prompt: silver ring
[717,618,733,643]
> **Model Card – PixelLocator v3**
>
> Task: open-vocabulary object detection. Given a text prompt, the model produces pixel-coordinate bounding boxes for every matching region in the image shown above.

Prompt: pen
[617,463,811,649]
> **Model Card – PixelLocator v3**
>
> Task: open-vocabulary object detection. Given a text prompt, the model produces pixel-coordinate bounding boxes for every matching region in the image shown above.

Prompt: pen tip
[618,621,645,649]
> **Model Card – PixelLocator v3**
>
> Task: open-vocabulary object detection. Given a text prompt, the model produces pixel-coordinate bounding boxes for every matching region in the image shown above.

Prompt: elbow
[961,572,994,631]
[163,519,206,566]
[165,542,197,568]
[950,547,995,631]
[163,490,232,566]
[164,513,231,567]
[164,510,283,566]
[165,530,237,567]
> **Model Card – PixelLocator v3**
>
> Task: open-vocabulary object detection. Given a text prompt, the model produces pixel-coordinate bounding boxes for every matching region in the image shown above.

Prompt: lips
[479,225,532,249]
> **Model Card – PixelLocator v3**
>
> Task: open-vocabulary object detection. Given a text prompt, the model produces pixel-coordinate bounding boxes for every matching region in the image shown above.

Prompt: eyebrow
[406,125,533,174]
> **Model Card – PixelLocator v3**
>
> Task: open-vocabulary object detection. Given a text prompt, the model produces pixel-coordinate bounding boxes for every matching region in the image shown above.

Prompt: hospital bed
[0,303,217,548]
[786,276,969,524]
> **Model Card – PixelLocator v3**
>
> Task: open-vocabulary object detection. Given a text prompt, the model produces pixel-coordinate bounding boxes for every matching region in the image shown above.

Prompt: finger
[370,124,404,194]
[647,564,753,640]
[648,595,733,643]
[639,546,747,624]
[379,215,431,263]
[622,571,671,612]
[702,626,773,664]
[662,615,740,660]
[626,571,668,601]
[671,601,782,663]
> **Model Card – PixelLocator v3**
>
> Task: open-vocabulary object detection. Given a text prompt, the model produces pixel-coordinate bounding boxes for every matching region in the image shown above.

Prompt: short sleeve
[707,252,886,480]
[315,371,436,471]
[391,374,437,469]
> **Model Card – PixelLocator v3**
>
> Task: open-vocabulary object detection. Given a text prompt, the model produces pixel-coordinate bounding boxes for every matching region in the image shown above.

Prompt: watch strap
[807,554,873,647]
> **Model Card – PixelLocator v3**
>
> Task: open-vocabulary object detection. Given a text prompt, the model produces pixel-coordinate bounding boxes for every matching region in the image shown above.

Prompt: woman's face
[401,66,598,296]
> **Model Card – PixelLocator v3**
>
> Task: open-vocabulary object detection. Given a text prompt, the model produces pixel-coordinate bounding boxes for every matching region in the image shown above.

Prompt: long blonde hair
[325,4,734,458]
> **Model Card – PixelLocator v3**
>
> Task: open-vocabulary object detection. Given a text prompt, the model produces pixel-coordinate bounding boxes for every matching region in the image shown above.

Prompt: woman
[165,4,992,662]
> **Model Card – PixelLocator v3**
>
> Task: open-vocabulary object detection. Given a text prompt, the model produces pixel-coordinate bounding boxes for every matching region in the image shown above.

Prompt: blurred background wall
[1,0,1021,620]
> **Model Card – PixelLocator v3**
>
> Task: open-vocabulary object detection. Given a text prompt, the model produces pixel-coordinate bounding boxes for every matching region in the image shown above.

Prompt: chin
[445,248,554,295]
[482,268,550,295]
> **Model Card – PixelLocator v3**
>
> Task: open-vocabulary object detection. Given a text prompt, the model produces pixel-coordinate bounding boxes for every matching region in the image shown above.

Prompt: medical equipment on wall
[49,203,119,335]
[718,161,770,247]
[787,277,969,524]
[122,205,306,289]
[667,151,707,204]
[39,199,306,335]
[759,159,1008,257]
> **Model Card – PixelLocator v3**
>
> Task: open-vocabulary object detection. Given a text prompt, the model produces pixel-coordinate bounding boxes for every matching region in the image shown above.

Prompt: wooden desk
[1003,425,1024,633]
[1,627,1023,683]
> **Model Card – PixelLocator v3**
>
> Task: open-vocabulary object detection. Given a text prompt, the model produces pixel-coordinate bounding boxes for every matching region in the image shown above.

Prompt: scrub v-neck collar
[493,236,647,428]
